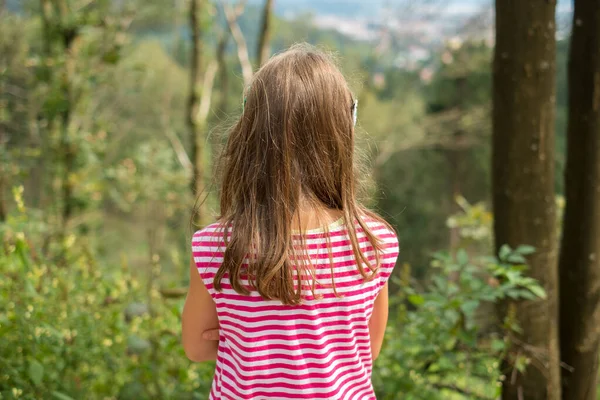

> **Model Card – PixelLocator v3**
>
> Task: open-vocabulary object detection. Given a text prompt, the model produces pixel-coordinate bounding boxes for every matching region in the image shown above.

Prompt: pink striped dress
[191,218,399,400]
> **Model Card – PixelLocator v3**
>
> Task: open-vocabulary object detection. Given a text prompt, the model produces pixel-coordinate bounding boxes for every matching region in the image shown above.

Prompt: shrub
[0,193,213,400]
[373,246,545,399]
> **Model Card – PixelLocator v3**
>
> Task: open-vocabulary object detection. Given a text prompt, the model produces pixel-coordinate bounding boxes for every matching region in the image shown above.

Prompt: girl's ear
[352,99,358,127]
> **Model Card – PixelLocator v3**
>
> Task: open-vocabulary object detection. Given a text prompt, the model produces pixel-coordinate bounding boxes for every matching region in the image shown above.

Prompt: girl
[182,44,399,400]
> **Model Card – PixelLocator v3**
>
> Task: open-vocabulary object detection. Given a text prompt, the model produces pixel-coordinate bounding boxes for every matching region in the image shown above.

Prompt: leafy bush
[373,246,546,399]
[0,193,213,400]
[1,190,546,400]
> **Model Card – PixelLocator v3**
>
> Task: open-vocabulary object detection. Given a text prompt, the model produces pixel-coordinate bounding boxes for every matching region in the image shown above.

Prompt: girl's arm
[368,282,389,361]
[182,258,219,362]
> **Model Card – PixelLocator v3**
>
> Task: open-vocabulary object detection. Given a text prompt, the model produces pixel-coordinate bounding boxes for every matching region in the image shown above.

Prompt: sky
[268,0,573,18]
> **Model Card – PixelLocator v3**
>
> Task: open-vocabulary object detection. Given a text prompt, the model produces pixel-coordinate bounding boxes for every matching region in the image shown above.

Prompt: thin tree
[39,0,80,236]
[188,0,221,226]
[256,0,274,67]
[559,1,600,399]
[492,1,560,399]
[187,0,205,204]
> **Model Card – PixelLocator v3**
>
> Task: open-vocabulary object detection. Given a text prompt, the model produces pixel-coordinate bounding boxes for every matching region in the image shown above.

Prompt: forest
[1,0,599,399]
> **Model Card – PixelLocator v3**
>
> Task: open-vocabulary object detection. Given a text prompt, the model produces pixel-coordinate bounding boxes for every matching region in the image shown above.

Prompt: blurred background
[1,0,593,399]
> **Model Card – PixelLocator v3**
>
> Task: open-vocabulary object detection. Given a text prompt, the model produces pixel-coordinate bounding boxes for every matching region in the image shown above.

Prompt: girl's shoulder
[359,214,398,240]
[192,221,229,249]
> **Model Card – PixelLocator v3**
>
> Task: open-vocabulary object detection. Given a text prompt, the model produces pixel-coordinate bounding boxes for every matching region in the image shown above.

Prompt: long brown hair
[214,44,390,305]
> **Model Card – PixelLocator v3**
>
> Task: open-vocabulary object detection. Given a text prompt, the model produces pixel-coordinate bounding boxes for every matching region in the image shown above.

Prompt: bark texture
[492,1,560,399]
[256,0,273,67]
[559,1,600,399]
[187,0,205,206]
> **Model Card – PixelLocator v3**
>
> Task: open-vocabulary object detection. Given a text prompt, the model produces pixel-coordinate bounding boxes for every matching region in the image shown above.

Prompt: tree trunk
[216,31,230,116]
[187,0,205,209]
[0,148,6,222]
[559,1,600,399]
[256,0,273,67]
[58,3,77,233]
[448,76,468,251]
[492,1,559,399]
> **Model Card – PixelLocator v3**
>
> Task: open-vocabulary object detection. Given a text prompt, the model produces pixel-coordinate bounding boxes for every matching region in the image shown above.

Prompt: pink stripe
[192,244,398,261]
[215,295,372,313]
[221,346,370,378]
[193,224,391,239]
[192,233,396,250]
[220,314,369,334]
[223,360,366,392]
[224,329,370,354]
[215,276,377,292]
[224,338,372,364]
[213,284,378,303]
[217,307,363,323]
[196,256,396,280]
[194,255,397,274]
[220,351,369,383]
[224,327,370,349]
[225,333,371,359]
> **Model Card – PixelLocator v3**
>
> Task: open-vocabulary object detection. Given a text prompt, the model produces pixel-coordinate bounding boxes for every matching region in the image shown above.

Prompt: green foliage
[1,2,577,399]
[0,197,213,400]
[2,189,549,400]
[373,246,546,399]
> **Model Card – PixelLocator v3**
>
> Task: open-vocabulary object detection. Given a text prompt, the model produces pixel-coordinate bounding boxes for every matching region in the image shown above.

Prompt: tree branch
[198,60,219,123]
[222,0,253,86]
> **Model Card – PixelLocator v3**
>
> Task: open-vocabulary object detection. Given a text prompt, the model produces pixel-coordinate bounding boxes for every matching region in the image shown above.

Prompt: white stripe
[224,323,367,345]
[220,320,369,342]
[222,346,369,373]
[218,299,371,317]
[193,227,393,246]
[224,337,371,360]
[192,250,397,266]
[214,289,376,308]
[219,361,371,393]
[218,311,369,328]
[222,346,372,369]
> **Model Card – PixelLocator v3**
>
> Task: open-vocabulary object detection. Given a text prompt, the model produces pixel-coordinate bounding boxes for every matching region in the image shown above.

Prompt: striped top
[191,218,399,400]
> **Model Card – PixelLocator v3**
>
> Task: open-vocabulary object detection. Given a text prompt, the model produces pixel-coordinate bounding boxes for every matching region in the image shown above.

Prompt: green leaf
[514,290,537,300]
[515,355,530,372]
[491,338,506,352]
[515,245,536,255]
[432,251,451,263]
[408,294,425,306]
[29,360,44,386]
[528,285,547,299]
[505,270,520,283]
[506,291,520,299]
[456,249,469,266]
[460,300,479,316]
[498,244,511,261]
[52,391,76,400]
[507,254,526,264]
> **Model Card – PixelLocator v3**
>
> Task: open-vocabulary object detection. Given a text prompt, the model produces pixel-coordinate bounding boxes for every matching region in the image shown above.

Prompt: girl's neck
[291,204,343,233]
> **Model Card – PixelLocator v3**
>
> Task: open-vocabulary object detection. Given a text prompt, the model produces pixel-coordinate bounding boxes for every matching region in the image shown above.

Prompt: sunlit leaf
[52,391,75,400]
[498,244,511,261]
[515,245,536,255]
[408,294,425,306]
[528,285,547,300]
[28,360,44,386]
